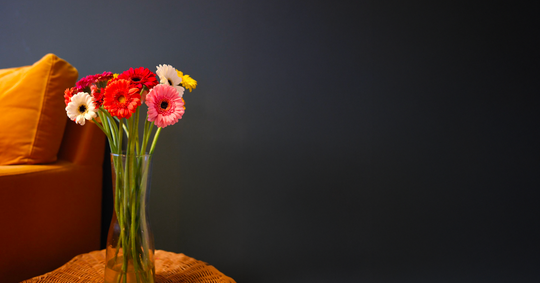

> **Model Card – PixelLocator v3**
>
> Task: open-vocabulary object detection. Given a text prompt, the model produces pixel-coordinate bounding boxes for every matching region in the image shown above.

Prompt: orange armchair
[0,54,105,283]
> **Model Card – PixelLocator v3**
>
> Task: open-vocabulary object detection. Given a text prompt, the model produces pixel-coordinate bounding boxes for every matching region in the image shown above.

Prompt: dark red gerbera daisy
[118,67,158,92]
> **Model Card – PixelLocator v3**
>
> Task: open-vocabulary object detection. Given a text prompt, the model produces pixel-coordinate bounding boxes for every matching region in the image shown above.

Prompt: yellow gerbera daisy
[176,70,197,92]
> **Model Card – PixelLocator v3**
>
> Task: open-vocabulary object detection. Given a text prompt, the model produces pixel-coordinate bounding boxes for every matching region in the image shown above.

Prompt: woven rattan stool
[21,249,236,283]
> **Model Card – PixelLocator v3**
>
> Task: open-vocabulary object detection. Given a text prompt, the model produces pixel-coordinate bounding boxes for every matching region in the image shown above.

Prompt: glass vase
[105,153,155,283]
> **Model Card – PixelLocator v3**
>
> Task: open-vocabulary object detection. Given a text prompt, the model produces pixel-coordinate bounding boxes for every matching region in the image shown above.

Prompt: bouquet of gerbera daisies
[64,64,197,283]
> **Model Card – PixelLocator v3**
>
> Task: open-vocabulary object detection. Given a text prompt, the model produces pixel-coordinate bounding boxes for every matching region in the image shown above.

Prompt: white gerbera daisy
[66,92,97,125]
[156,64,185,97]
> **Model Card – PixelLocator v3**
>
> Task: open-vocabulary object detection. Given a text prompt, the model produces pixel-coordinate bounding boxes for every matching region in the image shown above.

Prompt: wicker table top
[21,249,236,283]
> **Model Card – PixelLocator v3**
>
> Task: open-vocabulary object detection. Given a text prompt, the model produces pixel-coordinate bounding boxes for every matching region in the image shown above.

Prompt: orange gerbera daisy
[103,79,141,119]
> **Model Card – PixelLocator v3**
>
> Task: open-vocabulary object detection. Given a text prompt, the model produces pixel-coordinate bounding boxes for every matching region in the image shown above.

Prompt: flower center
[118,95,126,103]
[132,77,141,82]
[167,79,173,85]
[160,101,170,111]
[78,104,87,113]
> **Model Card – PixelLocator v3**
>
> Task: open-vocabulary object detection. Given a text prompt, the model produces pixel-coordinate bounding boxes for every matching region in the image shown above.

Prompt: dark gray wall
[1,1,538,282]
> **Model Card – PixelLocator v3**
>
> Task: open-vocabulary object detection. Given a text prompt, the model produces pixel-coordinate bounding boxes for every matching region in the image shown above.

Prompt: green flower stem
[127,116,139,281]
[143,120,154,156]
[92,117,114,151]
[134,112,140,155]
[139,161,153,283]
[102,112,115,150]
[96,111,109,137]
[101,108,119,147]
[149,127,162,156]
[116,120,129,283]
[139,119,151,157]
[122,123,130,140]
[112,156,123,283]
[130,162,141,283]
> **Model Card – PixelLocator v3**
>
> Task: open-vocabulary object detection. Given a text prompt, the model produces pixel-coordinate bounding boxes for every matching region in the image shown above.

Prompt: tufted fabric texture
[21,250,236,283]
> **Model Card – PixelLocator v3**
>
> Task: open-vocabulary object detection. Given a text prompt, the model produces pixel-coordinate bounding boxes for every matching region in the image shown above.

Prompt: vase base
[104,257,155,283]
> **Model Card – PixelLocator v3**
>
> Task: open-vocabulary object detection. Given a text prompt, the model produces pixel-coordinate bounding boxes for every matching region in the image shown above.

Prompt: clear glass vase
[105,153,155,283]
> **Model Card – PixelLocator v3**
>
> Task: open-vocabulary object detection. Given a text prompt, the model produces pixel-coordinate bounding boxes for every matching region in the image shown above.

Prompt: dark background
[1,1,538,282]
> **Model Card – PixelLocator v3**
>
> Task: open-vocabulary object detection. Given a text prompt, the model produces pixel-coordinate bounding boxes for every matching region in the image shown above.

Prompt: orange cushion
[0,54,78,165]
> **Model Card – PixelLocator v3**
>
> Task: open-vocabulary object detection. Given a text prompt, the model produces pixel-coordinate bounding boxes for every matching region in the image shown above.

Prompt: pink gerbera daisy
[145,84,185,128]
[75,76,94,91]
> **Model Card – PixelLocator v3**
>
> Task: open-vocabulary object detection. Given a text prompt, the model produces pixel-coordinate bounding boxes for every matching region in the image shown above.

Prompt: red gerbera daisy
[103,79,141,119]
[90,84,105,107]
[118,67,158,92]
[64,87,80,106]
